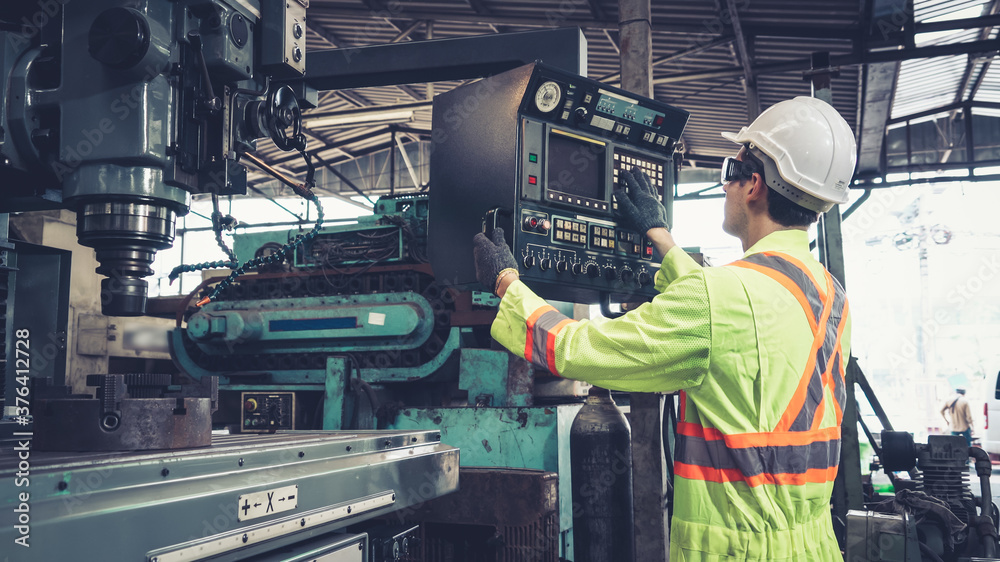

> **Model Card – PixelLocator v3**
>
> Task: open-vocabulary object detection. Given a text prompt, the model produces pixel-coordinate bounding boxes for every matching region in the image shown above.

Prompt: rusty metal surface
[33,396,215,451]
[393,467,560,562]
[403,467,558,527]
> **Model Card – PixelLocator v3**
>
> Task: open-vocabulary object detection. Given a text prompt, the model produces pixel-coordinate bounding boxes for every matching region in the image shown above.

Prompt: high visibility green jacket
[492,229,850,561]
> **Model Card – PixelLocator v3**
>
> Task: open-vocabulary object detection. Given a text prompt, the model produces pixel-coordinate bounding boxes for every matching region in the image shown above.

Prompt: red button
[646,247,653,256]
[528,176,537,185]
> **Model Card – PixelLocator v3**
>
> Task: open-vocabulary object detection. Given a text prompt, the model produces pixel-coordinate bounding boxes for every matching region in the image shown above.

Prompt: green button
[528,153,538,163]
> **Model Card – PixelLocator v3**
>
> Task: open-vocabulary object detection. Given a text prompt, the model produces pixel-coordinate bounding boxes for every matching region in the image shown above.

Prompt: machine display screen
[596,90,667,128]
[546,131,606,200]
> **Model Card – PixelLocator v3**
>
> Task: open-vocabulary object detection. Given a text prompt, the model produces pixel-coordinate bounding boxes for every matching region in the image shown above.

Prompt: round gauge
[534,81,562,113]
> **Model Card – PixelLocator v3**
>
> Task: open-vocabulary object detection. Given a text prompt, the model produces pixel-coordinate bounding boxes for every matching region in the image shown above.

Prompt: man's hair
[957,388,966,395]
[743,148,821,228]
[766,187,820,227]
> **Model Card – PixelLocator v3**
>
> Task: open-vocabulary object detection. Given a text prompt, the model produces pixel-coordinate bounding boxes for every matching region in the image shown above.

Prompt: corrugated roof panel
[915,27,983,47]
[974,62,1000,104]
[915,0,991,22]
[276,0,945,180]
[892,54,968,118]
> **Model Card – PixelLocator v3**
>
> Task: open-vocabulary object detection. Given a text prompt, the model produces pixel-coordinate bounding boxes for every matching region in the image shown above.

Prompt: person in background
[941,387,974,447]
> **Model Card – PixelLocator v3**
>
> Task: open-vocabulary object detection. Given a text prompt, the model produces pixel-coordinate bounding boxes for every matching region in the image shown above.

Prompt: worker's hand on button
[473,227,518,296]
[614,167,669,233]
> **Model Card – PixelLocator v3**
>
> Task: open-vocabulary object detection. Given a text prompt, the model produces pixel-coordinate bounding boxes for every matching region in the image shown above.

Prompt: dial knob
[540,258,553,271]
[555,261,568,274]
[621,269,635,285]
[535,81,562,113]
[573,107,589,123]
[604,267,617,282]
[523,255,536,269]
[638,271,652,286]
[572,263,585,276]
[586,264,600,278]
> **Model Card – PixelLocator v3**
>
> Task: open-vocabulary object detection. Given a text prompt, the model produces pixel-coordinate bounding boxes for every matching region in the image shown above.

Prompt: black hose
[355,379,380,414]
[969,446,999,557]
[970,446,994,517]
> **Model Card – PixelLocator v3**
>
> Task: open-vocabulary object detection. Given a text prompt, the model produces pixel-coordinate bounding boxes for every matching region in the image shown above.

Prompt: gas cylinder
[570,386,635,562]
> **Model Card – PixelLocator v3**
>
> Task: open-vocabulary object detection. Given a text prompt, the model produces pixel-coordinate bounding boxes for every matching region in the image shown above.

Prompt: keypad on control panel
[617,230,643,256]
[554,218,588,245]
[613,151,665,211]
[590,225,616,250]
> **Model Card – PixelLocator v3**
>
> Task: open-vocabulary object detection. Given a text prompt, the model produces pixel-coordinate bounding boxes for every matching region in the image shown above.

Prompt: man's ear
[745,173,768,205]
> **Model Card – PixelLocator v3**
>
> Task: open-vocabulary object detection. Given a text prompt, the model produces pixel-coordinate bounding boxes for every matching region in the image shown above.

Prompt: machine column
[620,0,671,559]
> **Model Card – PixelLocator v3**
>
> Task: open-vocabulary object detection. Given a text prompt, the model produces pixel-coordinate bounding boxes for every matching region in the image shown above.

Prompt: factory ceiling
[242,0,1000,203]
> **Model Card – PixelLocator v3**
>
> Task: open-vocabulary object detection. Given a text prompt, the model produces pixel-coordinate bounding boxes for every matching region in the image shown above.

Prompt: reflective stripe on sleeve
[524,307,574,375]
[524,305,557,363]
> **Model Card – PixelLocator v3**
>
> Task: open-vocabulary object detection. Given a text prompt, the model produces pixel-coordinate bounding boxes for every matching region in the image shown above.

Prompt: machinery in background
[0,0,313,316]
[847,432,1000,561]
[0,430,456,561]
[0,2,462,560]
[170,62,691,559]
[177,192,587,559]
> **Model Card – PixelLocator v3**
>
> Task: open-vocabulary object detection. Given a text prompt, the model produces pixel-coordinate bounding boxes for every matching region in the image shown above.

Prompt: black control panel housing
[240,392,295,433]
[429,63,688,303]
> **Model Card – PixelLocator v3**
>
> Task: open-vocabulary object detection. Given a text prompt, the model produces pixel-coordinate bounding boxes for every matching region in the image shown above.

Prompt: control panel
[240,392,295,433]
[430,62,689,303]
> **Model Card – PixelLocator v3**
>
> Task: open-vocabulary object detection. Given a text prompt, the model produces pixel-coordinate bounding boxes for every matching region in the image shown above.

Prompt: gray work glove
[614,166,669,233]
[472,227,518,295]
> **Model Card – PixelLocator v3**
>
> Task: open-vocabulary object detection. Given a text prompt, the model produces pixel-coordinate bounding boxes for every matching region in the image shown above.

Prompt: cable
[194,147,322,306]
[168,195,240,282]
[202,193,323,305]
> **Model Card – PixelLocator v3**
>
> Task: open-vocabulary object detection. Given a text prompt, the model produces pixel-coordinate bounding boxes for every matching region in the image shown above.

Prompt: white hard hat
[721,96,857,213]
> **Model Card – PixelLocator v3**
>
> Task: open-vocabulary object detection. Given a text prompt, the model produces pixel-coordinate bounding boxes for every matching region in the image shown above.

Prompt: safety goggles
[720,157,758,184]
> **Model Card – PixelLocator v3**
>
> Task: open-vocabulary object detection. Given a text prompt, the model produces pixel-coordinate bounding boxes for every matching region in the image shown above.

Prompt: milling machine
[0,2,458,560]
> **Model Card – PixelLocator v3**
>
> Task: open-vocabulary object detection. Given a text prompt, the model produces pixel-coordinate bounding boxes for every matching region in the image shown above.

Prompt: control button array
[554,218,588,245]
[590,225,616,250]
[614,152,665,188]
[617,230,643,256]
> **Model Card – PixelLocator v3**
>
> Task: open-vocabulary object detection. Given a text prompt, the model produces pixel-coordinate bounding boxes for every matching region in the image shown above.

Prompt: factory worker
[473,96,857,561]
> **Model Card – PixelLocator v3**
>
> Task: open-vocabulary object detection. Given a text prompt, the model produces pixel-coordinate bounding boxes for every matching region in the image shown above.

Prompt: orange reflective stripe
[677,421,726,440]
[677,420,841,448]
[774,271,835,432]
[731,261,819,334]
[675,462,840,488]
[523,305,557,362]
[545,318,574,377]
